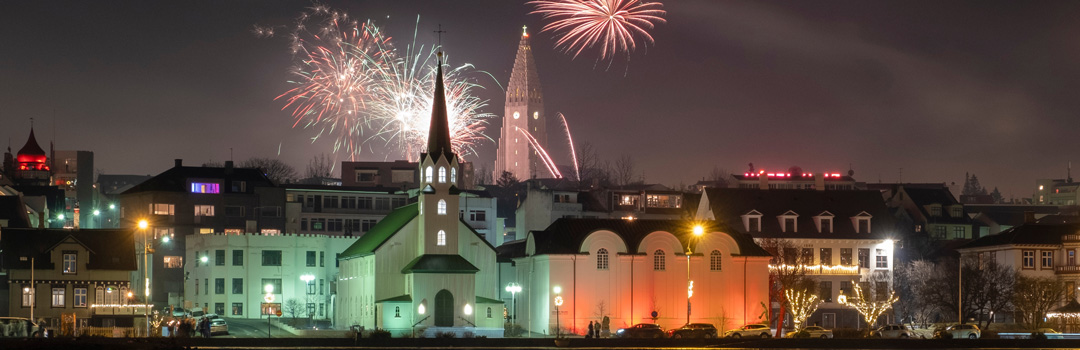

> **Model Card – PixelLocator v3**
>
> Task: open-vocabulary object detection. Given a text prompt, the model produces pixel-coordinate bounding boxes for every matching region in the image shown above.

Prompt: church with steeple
[334,53,502,337]
[495,26,548,180]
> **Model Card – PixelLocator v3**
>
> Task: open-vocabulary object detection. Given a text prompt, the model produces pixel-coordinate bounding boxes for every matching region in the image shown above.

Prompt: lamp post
[265,284,275,338]
[553,286,563,338]
[301,274,315,328]
[22,256,35,323]
[505,283,521,325]
[687,225,704,325]
[138,219,150,335]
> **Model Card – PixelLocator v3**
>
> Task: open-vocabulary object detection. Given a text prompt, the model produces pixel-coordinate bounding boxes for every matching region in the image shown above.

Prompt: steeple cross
[434,24,446,47]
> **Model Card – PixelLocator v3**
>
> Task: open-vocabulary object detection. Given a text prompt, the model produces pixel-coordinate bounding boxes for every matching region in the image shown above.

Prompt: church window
[451,168,457,183]
[654,250,666,271]
[438,200,447,215]
[437,230,446,246]
[710,250,722,271]
[394,306,401,318]
[597,248,609,270]
[425,167,433,183]
[487,307,492,318]
[439,167,446,183]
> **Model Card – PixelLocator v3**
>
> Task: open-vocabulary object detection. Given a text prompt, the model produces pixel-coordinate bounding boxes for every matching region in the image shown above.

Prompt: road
[214,317,297,338]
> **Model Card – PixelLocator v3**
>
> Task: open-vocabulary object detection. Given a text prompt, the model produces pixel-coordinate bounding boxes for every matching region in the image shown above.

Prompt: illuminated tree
[759,238,813,337]
[784,288,820,332]
[843,281,898,335]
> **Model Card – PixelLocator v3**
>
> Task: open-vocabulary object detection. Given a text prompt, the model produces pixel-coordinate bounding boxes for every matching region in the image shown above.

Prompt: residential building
[877,184,975,240]
[184,233,357,323]
[284,185,409,236]
[1,228,141,332]
[694,188,898,329]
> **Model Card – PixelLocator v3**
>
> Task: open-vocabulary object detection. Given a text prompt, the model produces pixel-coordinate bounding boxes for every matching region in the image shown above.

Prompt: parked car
[667,323,718,338]
[1037,328,1063,339]
[870,324,913,338]
[167,306,189,318]
[209,317,229,335]
[615,323,665,338]
[191,310,206,318]
[785,326,833,338]
[0,317,44,337]
[934,324,980,339]
[723,324,773,338]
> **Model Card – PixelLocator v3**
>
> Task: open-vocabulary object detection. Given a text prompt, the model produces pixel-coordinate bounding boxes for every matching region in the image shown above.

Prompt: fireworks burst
[528,0,666,63]
[270,7,494,160]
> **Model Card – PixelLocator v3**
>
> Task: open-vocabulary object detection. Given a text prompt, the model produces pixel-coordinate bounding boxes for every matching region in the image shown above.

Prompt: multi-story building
[733,168,864,191]
[1034,177,1080,205]
[284,185,409,236]
[2,228,141,332]
[694,188,898,329]
[184,233,357,323]
[877,184,975,240]
[495,27,548,180]
[118,159,284,307]
[51,150,95,228]
[341,160,476,190]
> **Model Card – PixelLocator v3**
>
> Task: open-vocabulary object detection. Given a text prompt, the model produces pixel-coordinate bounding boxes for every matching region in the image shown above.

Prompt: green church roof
[401,254,479,274]
[339,203,419,259]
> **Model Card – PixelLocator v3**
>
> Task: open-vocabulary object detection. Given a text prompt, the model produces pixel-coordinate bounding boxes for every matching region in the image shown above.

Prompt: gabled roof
[401,254,479,274]
[496,239,527,262]
[0,195,32,228]
[123,165,273,194]
[339,203,419,259]
[529,218,770,257]
[701,188,895,239]
[1,228,137,270]
[958,222,1080,250]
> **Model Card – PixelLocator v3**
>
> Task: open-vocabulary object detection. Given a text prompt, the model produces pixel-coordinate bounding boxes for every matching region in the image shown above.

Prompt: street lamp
[265,284,275,338]
[553,287,563,338]
[687,224,704,324]
[301,274,316,327]
[505,283,522,324]
[137,219,150,335]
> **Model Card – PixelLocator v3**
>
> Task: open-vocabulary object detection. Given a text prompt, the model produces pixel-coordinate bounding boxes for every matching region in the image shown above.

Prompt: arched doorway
[435,289,454,327]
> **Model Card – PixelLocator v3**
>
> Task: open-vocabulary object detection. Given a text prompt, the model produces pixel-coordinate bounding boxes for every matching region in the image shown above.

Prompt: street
[214,317,297,338]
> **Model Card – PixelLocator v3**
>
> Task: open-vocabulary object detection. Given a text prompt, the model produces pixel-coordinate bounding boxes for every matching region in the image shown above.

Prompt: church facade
[334,56,502,337]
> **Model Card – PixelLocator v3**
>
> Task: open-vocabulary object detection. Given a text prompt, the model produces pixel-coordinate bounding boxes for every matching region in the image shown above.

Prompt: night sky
[3,1,1079,198]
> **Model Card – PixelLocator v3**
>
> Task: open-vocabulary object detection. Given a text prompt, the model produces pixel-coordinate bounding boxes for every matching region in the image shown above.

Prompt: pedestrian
[595,319,601,338]
[202,317,211,338]
[587,321,594,338]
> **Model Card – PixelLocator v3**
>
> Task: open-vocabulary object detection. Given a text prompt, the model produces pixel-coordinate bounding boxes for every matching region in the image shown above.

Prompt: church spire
[426,53,454,162]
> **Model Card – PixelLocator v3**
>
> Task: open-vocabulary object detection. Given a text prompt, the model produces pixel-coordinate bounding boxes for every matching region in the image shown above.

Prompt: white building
[184,232,357,323]
[334,58,502,337]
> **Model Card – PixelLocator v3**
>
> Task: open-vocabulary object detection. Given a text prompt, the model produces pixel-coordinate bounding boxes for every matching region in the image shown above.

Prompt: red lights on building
[742,171,843,178]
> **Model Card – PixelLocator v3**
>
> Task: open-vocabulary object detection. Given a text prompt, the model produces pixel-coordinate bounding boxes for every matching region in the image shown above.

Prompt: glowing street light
[137,218,150,334]
[687,224,705,324]
[553,287,564,338]
[93,210,100,216]
[505,283,522,323]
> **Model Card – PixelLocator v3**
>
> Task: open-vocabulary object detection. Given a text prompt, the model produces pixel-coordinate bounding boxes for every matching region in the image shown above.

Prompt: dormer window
[438,167,446,183]
[814,212,834,234]
[742,210,762,233]
[929,205,942,217]
[425,167,433,183]
[852,211,872,234]
[950,206,963,218]
[778,210,799,233]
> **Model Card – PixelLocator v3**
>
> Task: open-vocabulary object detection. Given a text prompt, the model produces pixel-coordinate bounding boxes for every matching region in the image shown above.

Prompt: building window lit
[152,203,175,216]
[437,200,447,215]
[437,230,446,246]
[451,168,457,183]
[875,249,888,268]
[164,256,183,268]
[425,167,433,183]
[74,287,87,308]
[22,286,33,307]
[653,250,665,271]
[597,248,609,270]
[439,167,446,183]
[195,205,215,216]
[190,182,220,194]
[710,250,722,271]
[52,288,65,307]
[63,252,77,274]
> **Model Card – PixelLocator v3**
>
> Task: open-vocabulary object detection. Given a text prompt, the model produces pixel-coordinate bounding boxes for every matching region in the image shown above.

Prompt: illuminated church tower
[11,126,51,186]
[495,26,547,180]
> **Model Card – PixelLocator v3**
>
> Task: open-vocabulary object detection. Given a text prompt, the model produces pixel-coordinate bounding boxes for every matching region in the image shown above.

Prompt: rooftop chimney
[174,159,183,168]
[1023,211,1036,224]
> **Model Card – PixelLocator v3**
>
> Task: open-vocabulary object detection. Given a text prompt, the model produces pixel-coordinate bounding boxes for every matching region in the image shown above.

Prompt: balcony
[1063,235,1080,243]
[1056,265,1080,274]
[769,264,861,275]
[91,304,151,316]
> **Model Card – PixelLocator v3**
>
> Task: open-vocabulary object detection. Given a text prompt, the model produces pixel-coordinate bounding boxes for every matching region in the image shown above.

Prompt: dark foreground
[4,337,1080,349]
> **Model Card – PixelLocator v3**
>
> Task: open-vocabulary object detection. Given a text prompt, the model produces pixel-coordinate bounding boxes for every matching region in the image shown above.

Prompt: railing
[1056,265,1080,274]
[1063,234,1080,243]
[553,202,582,212]
[80,326,138,337]
[769,264,862,275]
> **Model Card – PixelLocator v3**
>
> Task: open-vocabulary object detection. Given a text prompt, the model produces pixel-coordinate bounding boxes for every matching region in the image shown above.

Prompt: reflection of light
[464,304,472,315]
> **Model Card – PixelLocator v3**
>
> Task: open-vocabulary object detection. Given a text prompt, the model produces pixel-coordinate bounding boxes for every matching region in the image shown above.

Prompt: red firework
[529,0,666,61]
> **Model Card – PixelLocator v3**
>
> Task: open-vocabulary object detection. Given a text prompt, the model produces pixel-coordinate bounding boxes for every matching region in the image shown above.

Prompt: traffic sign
[275,310,282,317]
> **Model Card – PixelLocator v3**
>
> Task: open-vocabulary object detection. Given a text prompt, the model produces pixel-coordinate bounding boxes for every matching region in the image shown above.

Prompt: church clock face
[533,111,538,119]
[513,112,520,119]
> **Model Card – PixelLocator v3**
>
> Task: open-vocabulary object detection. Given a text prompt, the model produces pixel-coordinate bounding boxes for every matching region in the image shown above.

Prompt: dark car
[667,323,718,338]
[615,323,665,338]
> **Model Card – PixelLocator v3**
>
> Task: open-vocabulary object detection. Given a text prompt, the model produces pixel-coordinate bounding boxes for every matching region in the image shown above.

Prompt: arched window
[425,166,433,183]
[394,306,401,318]
[437,200,447,215]
[597,248,609,270]
[653,250,666,271]
[486,307,492,318]
[439,167,446,183]
[710,250,722,271]
[451,168,457,183]
[437,230,446,246]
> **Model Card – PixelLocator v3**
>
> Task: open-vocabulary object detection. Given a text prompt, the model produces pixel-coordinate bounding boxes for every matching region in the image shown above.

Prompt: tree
[495,171,519,187]
[758,238,814,337]
[896,260,946,328]
[1013,275,1067,329]
[306,153,334,179]
[962,172,988,196]
[611,154,637,186]
[990,187,1004,204]
[843,280,898,335]
[785,288,820,332]
[575,142,610,189]
[961,258,1014,329]
[240,157,298,184]
[282,298,304,326]
[705,166,731,188]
